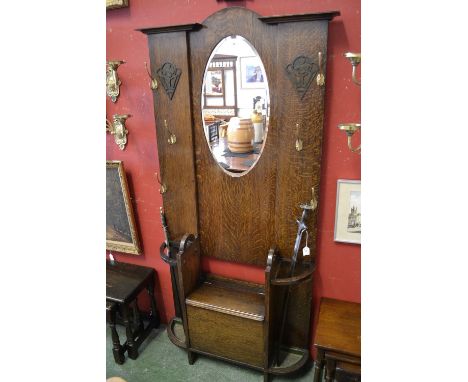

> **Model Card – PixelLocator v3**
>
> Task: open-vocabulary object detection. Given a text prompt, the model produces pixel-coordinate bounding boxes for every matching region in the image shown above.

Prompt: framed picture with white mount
[334,179,361,244]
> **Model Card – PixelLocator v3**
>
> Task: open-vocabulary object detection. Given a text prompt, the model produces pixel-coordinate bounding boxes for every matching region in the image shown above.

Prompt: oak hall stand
[139,7,339,381]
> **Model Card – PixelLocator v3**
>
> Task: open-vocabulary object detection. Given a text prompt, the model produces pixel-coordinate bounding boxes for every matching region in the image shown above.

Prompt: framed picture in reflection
[206,70,224,96]
[241,56,265,89]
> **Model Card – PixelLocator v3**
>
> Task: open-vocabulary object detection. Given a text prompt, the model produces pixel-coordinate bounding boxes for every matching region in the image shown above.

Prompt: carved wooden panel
[190,8,330,264]
[190,8,278,266]
[145,30,198,240]
[142,10,334,264]
[274,20,329,259]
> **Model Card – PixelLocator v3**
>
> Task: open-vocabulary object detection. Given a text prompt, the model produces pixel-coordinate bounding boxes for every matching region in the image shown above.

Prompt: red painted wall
[106,0,360,358]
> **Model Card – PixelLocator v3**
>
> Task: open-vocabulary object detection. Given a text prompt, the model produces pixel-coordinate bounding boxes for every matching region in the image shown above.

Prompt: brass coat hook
[295,123,303,151]
[164,119,177,145]
[145,62,158,90]
[300,187,318,211]
[309,187,318,210]
[155,172,167,194]
[316,52,325,86]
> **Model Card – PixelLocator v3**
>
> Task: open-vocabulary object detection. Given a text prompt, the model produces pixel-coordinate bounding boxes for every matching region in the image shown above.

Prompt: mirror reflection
[201,35,270,175]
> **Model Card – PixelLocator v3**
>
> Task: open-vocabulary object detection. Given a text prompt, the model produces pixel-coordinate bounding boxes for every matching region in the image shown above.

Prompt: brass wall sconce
[106,60,125,102]
[145,62,158,90]
[344,52,361,86]
[338,123,361,154]
[106,114,131,150]
[338,52,361,154]
[155,172,167,194]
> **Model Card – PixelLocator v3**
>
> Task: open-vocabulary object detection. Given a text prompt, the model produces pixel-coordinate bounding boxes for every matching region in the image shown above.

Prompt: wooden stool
[106,260,161,362]
[313,298,361,382]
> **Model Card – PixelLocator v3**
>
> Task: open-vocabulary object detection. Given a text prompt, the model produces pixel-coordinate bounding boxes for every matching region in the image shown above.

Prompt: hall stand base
[168,317,310,380]
[166,236,315,381]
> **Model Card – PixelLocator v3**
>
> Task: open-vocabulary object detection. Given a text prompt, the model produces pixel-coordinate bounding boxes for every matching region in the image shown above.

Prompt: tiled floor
[106,324,318,382]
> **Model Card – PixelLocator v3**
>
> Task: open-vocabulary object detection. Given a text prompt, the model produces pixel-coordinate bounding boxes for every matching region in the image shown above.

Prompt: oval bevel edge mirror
[201,35,270,177]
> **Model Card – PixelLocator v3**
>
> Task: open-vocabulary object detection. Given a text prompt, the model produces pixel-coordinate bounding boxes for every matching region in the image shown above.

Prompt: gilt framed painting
[106,0,128,10]
[106,161,141,255]
[334,179,361,244]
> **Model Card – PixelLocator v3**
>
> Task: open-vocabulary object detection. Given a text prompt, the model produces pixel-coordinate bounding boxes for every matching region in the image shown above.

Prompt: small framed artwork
[334,179,361,244]
[205,70,224,95]
[240,56,266,88]
[106,0,128,10]
[106,161,141,255]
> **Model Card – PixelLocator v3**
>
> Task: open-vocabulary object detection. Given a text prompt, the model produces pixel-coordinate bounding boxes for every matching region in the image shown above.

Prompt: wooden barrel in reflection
[227,118,254,153]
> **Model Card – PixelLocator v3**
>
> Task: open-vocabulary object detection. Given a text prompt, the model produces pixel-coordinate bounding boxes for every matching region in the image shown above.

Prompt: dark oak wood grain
[259,11,340,24]
[138,23,202,35]
[147,32,199,240]
[190,7,278,266]
[187,304,264,367]
[274,20,329,260]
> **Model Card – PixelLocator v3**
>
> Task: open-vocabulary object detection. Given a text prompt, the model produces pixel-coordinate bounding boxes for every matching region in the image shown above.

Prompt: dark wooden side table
[106,260,161,363]
[313,298,361,382]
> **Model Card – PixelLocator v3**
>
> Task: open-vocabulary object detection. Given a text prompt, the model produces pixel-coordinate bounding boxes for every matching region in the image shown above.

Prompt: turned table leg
[107,304,125,364]
[122,304,138,359]
[313,349,324,382]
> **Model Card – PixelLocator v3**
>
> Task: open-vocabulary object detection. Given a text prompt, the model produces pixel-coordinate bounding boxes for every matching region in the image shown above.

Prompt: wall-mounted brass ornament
[338,123,361,154]
[338,53,361,154]
[164,119,177,145]
[106,114,131,150]
[144,62,158,90]
[155,172,167,194]
[344,52,361,86]
[316,52,325,86]
[106,60,125,102]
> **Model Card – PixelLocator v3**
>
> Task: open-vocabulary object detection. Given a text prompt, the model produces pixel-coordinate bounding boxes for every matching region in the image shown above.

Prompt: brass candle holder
[344,52,361,86]
[338,52,361,154]
[106,60,125,102]
[106,114,131,150]
[338,123,361,153]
